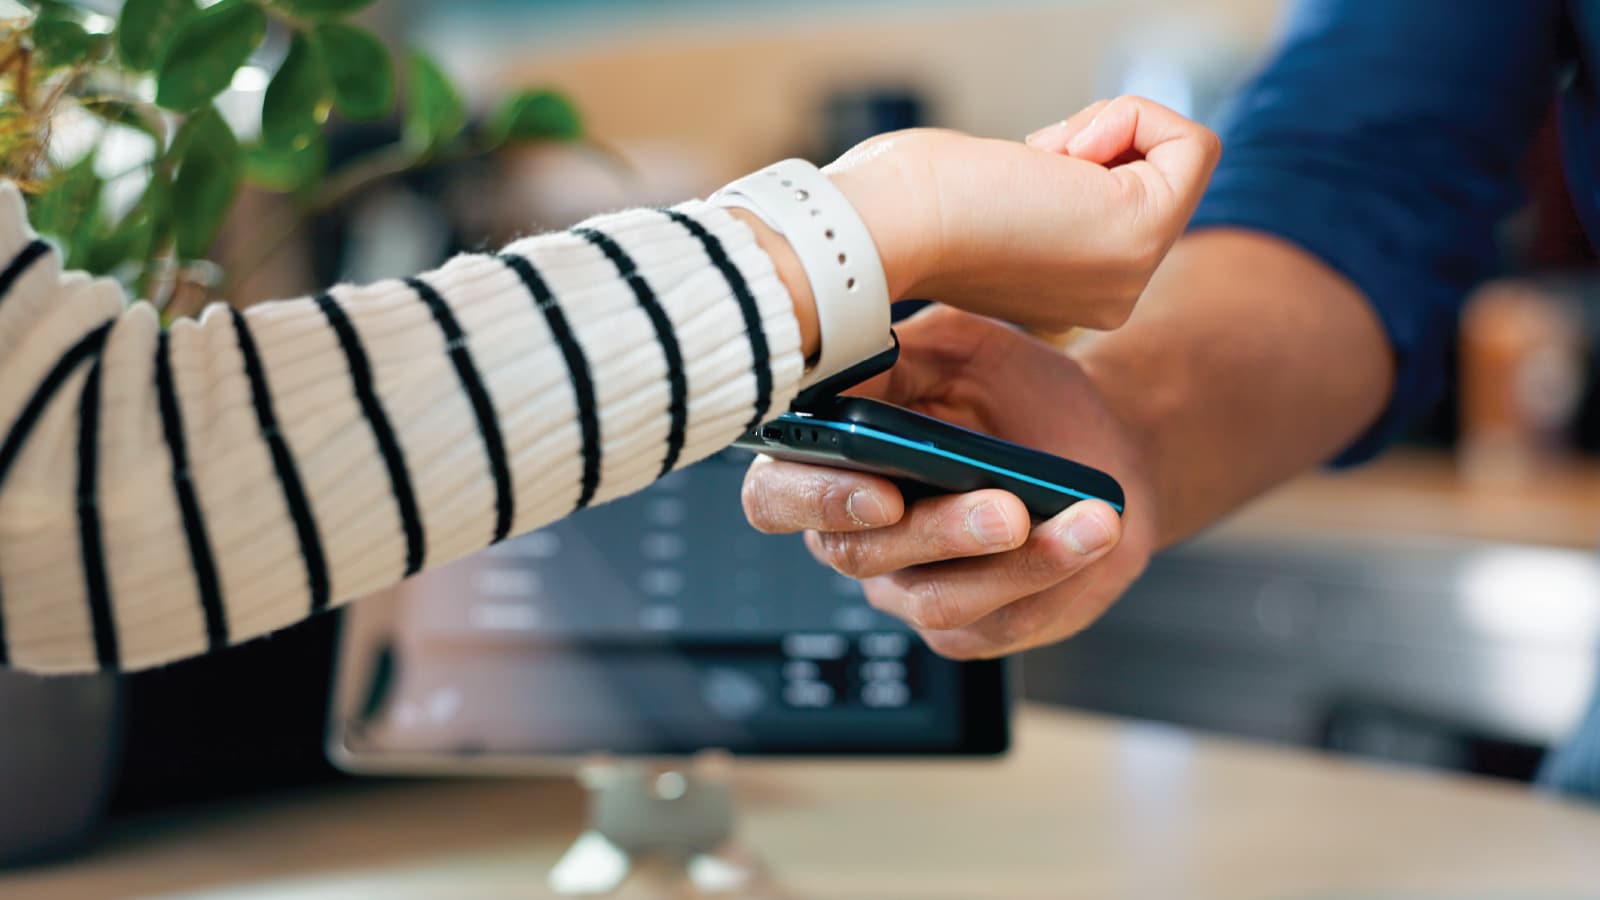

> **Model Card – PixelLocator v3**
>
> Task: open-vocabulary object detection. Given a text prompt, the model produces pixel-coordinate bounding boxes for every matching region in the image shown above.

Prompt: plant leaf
[85,169,171,275]
[32,15,105,69]
[261,32,329,150]
[155,0,266,110]
[117,0,196,71]
[269,0,376,18]
[84,197,154,275]
[171,108,241,258]
[403,50,464,155]
[81,224,138,276]
[27,153,101,251]
[16,0,69,17]
[490,89,582,146]
[244,134,326,193]
[314,23,393,121]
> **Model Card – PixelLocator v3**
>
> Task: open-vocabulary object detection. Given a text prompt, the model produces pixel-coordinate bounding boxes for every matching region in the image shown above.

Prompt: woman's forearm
[1078,228,1395,547]
[0,97,1228,674]
[0,186,807,674]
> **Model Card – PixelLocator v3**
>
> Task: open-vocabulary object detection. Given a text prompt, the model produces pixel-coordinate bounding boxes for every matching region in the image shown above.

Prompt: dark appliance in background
[110,624,344,813]
[0,674,121,866]
[1022,529,1595,783]
[806,86,938,324]
[813,87,927,161]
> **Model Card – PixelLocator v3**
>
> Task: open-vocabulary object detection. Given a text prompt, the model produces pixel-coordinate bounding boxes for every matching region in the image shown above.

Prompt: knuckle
[906,578,965,631]
[927,502,979,556]
[1018,537,1077,585]
[990,600,1053,649]
[816,478,855,529]
[740,474,782,533]
[818,531,873,578]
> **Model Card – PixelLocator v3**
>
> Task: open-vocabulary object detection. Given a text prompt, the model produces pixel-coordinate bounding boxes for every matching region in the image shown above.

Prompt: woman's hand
[828,95,1220,331]
[740,306,1159,659]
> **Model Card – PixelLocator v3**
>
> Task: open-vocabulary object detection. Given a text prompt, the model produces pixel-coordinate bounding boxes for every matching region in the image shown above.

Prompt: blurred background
[8,0,1600,871]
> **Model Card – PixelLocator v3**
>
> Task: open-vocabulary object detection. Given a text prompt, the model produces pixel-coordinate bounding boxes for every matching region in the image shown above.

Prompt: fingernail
[847,489,890,527]
[1066,117,1100,154]
[965,502,1016,548]
[1061,506,1113,555]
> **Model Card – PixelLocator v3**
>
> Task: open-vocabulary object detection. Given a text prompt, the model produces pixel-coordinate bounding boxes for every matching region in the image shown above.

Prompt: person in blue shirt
[741,1,1600,796]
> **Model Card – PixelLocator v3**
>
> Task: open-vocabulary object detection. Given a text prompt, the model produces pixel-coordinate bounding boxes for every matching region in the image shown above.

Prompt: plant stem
[15,43,29,112]
[222,142,432,297]
[320,142,432,213]
[76,92,171,146]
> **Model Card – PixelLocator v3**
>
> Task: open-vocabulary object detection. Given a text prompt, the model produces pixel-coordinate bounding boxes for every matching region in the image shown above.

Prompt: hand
[740,306,1158,659]
[828,95,1220,331]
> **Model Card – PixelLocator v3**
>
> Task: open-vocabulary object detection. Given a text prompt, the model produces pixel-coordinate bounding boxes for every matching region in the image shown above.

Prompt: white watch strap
[711,159,891,390]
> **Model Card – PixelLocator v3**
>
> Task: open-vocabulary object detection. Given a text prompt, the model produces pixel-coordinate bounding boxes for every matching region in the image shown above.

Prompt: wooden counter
[7,705,1600,899]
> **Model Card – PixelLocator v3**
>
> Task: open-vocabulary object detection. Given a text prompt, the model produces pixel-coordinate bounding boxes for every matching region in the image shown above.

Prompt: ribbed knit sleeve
[0,183,804,673]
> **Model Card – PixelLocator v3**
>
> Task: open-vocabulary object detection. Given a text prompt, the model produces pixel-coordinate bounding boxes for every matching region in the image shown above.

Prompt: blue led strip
[799,417,1124,513]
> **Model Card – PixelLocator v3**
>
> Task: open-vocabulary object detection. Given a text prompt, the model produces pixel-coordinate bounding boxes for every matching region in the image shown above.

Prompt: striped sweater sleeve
[0,183,805,674]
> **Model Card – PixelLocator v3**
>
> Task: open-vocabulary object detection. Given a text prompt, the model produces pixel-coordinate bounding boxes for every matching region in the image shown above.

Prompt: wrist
[728,208,820,359]
[825,160,932,302]
[712,159,892,389]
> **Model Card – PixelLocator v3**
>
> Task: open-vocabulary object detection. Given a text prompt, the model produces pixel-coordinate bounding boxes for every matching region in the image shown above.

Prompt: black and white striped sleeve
[0,183,804,674]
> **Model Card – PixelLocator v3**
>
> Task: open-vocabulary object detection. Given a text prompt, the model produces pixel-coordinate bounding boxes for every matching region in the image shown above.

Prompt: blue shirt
[1190,0,1582,464]
[1190,0,1600,798]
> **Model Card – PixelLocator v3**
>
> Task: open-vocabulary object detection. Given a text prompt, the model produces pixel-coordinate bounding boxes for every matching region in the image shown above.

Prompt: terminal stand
[548,753,767,896]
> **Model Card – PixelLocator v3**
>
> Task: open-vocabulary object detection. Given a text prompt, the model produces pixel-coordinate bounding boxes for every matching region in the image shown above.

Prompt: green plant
[1,0,583,310]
